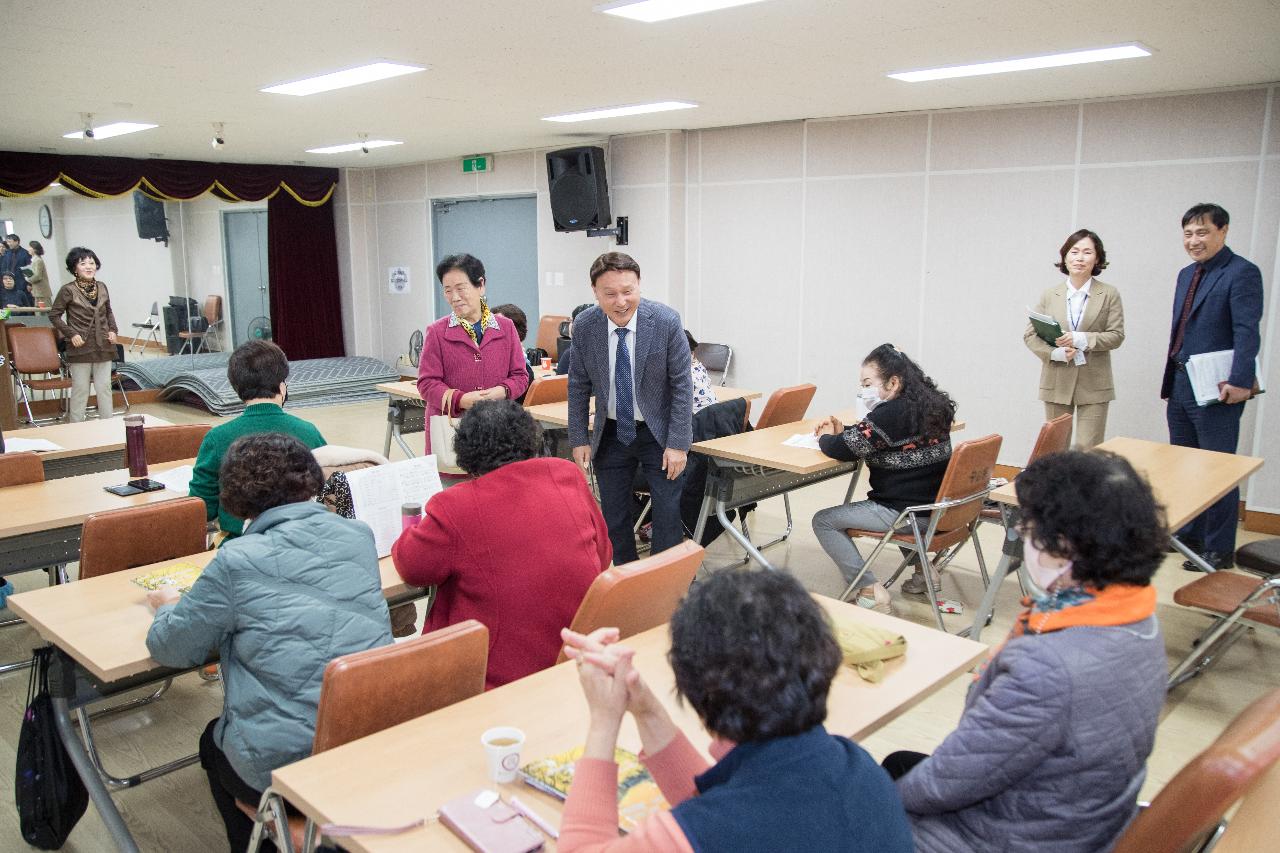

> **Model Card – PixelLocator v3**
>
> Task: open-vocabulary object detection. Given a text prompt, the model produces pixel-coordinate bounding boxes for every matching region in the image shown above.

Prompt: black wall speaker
[133,191,170,242]
[546,146,611,232]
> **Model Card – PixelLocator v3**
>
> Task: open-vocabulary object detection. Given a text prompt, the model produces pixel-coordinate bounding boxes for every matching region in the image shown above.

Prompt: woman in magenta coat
[417,253,529,458]
[393,401,611,688]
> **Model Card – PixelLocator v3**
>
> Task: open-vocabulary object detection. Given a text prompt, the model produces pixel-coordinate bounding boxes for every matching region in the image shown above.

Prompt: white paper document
[783,433,822,450]
[150,464,194,494]
[344,456,444,557]
[1185,350,1265,407]
[2,438,64,453]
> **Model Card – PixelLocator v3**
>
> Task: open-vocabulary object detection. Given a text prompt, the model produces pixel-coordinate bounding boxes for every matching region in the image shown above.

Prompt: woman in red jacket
[392,400,611,688]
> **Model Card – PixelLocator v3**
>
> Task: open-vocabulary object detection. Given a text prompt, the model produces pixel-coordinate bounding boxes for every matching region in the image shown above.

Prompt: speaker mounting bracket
[586,215,628,246]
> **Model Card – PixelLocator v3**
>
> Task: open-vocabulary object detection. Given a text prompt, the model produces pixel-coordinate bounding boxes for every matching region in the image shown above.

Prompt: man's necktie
[615,328,635,445]
[1168,264,1204,359]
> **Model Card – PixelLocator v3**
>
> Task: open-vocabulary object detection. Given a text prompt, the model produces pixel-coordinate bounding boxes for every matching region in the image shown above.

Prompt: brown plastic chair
[143,423,212,465]
[843,434,1003,632]
[536,314,569,361]
[737,383,819,552]
[177,295,224,354]
[1112,688,1280,853]
[523,374,569,407]
[0,451,44,488]
[1168,570,1280,688]
[980,414,1071,524]
[8,326,72,423]
[558,540,703,663]
[247,620,491,852]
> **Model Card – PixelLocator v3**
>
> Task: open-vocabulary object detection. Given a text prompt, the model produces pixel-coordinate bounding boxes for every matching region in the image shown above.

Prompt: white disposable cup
[481,726,526,783]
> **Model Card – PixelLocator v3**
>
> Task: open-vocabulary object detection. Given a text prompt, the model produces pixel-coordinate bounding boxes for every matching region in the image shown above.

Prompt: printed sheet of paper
[344,456,444,557]
[149,464,193,494]
[782,433,822,450]
[1186,351,1264,407]
[3,438,64,453]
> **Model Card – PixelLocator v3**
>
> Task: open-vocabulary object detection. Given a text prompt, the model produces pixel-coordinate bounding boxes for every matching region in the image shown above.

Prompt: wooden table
[4,414,176,478]
[526,386,762,430]
[971,436,1265,640]
[6,548,427,853]
[270,595,987,852]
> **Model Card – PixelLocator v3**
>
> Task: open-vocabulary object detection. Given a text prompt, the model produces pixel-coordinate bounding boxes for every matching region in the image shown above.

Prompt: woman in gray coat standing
[146,433,393,852]
[885,450,1167,853]
[49,246,119,422]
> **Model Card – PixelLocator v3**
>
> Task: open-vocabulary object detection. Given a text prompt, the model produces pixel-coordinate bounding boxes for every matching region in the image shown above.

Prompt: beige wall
[338,83,1280,512]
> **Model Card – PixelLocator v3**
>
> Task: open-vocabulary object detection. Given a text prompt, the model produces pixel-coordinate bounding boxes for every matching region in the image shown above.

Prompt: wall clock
[39,204,53,238]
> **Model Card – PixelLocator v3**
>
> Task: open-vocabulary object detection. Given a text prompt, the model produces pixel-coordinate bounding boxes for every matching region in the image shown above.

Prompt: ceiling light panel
[888,44,1151,83]
[263,62,425,96]
[543,101,697,122]
[306,140,403,154]
[595,0,771,22]
[63,122,158,140]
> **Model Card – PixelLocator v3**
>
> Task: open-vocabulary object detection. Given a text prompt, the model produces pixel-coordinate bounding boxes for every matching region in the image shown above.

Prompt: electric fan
[247,316,273,341]
[409,329,424,367]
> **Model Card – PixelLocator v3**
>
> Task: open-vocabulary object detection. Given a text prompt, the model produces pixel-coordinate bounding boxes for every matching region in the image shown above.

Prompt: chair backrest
[755,383,817,430]
[693,343,732,383]
[204,295,223,325]
[144,424,212,465]
[536,314,569,360]
[558,540,704,663]
[311,620,489,753]
[8,326,63,374]
[79,497,208,580]
[1027,413,1073,466]
[0,451,45,488]
[149,301,159,317]
[931,434,1003,533]
[523,375,569,407]
[1112,688,1280,853]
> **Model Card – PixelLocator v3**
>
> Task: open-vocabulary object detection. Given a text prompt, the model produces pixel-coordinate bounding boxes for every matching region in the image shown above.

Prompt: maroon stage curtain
[0,150,336,204]
[267,192,345,360]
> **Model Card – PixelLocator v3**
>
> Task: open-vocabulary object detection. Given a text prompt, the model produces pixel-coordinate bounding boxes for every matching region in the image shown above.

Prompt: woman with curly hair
[557,569,913,852]
[49,246,119,422]
[811,343,957,613]
[145,433,392,852]
[392,399,611,688]
[885,450,1167,853]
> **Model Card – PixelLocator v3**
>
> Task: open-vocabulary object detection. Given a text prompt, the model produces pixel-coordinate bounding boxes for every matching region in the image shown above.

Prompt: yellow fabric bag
[832,619,908,683]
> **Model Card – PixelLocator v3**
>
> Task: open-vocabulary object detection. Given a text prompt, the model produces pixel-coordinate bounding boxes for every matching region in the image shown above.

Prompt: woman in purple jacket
[416,253,530,463]
[885,450,1168,853]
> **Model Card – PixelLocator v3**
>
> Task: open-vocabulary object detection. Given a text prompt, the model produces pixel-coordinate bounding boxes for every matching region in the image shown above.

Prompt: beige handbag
[832,619,908,684]
[430,388,465,475]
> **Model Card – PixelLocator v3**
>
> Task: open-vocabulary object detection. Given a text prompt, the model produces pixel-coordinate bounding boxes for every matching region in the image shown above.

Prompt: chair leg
[74,700,199,789]
[910,520,948,632]
[971,525,991,587]
[248,788,297,853]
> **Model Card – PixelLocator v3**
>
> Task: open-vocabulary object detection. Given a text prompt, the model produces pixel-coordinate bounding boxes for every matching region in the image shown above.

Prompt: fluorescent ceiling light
[305,139,403,154]
[543,101,697,123]
[596,0,771,22]
[63,122,157,140]
[262,62,425,96]
[888,44,1151,83]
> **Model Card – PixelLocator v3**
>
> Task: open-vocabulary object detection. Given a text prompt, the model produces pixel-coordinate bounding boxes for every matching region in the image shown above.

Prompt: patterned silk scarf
[454,297,493,345]
[74,276,99,302]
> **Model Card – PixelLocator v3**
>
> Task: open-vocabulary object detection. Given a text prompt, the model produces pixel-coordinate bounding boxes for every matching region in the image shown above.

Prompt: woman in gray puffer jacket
[884,450,1168,853]
[147,433,393,852]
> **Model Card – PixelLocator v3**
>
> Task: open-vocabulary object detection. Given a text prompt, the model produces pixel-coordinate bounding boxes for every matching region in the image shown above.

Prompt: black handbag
[15,646,89,849]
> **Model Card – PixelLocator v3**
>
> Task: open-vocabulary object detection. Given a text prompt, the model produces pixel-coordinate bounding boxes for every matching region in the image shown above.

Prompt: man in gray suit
[569,251,693,563]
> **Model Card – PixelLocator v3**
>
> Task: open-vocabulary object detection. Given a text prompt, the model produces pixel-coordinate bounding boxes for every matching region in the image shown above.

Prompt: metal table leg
[49,651,141,853]
[1171,535,1215,573]
[715,497,777,570]
[963,505,1022,642]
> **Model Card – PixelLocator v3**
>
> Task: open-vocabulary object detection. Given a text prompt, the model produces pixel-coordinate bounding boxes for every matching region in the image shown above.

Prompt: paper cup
[481,726,526,783]
[540,357,552,371]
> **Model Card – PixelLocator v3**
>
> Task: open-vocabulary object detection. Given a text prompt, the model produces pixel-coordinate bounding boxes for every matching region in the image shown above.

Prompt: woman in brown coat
[50,247,119,422]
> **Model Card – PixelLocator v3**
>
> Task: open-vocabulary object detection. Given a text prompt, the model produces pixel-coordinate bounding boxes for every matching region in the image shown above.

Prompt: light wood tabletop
[270,595,985,852]
[988,436,1263,531]
[0,459,195,539]
[6,551,414,684]
[377,370,558,403]
[692,410,966,476]
[5,414,176,461]
[526,386,762,429]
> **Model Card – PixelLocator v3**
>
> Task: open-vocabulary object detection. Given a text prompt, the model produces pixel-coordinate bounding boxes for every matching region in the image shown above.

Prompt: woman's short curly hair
[219,433,323,521]
[1015,450,1166,588]
[453,399,541,477]
[669,569,841,743]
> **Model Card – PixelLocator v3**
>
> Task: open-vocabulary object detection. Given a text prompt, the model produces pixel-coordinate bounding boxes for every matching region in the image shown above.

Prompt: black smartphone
[104,483,143,497]
[127,478,167,492]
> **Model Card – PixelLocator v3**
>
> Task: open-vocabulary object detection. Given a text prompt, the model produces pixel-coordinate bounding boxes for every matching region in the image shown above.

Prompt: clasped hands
[458,386,507,409]
[813,415,844,437]
[1053,332,1078,362]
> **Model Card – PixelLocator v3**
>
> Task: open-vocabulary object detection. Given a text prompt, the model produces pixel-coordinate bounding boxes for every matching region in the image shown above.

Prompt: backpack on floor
[15,646,89,849]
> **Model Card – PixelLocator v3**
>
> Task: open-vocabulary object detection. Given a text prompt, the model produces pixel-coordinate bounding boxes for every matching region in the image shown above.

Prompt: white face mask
[858,385,884,410]
[1023,537,1072,593]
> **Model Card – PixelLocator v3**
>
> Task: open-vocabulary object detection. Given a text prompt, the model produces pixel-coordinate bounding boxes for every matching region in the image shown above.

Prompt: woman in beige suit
[1024,229,1124,448]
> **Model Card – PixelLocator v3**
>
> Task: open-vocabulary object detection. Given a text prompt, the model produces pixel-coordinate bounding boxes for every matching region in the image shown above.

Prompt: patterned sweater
[818,397,951,512]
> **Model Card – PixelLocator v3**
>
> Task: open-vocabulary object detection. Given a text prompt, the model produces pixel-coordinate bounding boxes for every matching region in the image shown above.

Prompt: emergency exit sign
[462,155,492,173]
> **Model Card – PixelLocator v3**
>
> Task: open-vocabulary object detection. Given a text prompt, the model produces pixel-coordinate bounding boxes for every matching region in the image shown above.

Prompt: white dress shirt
[1052,278,1091,365]
[606,311,644,421]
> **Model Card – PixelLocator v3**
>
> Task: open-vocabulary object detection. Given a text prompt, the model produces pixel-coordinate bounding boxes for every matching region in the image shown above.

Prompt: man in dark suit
[1162,203,1264,571]
[569,252,693,563]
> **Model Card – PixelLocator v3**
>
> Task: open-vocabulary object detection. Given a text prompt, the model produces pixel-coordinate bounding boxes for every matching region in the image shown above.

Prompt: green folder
[1028,312,1063,345]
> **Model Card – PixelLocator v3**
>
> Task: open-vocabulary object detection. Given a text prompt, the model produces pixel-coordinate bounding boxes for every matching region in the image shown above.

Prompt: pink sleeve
[497,318,530,402]
[560,758,694,853]
[417,323,460,417]
[640,731,711,807]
